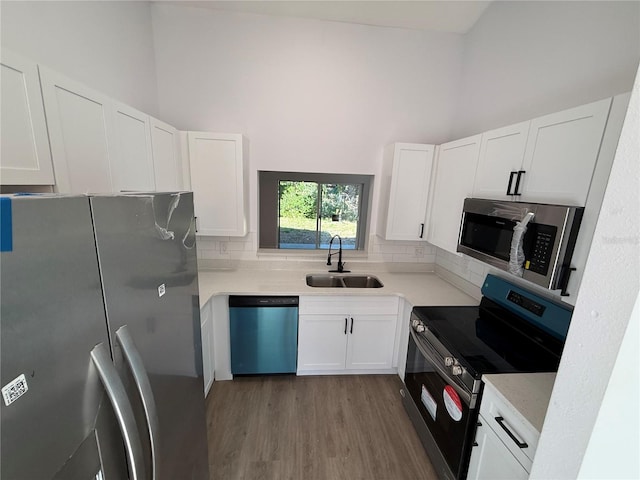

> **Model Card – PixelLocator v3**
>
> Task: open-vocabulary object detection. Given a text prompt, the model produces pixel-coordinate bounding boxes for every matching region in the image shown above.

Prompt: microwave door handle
[90,343,146,480]
[506,171,517,195]
[116,326,160,480]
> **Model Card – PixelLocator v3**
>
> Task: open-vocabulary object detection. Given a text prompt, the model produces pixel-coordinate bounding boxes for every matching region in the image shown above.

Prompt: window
[259,171,373,250]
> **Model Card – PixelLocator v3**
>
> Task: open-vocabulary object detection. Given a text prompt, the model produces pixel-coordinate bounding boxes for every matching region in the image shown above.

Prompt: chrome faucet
[327,235,350,273]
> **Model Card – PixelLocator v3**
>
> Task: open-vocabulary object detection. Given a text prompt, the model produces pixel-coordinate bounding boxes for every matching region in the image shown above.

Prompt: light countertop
[197,266,479,308]
[482,372,557,433]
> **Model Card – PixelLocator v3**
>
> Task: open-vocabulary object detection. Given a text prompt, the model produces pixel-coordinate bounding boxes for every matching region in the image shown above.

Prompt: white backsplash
[195,232,497,289]
[434,247,495,288]
[196,232,436,264]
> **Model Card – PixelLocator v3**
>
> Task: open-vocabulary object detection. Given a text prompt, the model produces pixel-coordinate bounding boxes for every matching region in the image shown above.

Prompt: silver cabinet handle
[116,325,160,480]
[91,342,146,480]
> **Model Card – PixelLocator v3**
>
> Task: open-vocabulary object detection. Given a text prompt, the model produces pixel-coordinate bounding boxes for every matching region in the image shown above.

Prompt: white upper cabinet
[40,67,116,193]
[150,118,183,192]
[378,143,435,241]
[187,132,248,236]
[472,98,611,205]
[427,134,482,254]
[472,121,530,200]
[519,98,611,205]
[0,50,54,185]
[112,102,155,192]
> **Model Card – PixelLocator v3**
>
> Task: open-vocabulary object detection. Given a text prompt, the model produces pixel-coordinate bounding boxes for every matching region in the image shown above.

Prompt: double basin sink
[306,274,383,288]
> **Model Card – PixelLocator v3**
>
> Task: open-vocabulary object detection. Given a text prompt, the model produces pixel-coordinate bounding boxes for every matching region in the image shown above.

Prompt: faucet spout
[327,235,350,273]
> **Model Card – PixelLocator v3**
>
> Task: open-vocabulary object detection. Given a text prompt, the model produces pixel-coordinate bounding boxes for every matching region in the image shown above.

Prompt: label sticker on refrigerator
[443,385,463,421]
[0,197,13,252]
[158,283,166,297]
[2,374,28,406]
[421,384,437,420]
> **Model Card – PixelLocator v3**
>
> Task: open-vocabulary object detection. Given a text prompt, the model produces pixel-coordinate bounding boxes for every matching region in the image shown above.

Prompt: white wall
[151,3,464,237]
[452,0,640,138]
[0,1,159,116]
[531,64,640,480]
[578,293,639,479]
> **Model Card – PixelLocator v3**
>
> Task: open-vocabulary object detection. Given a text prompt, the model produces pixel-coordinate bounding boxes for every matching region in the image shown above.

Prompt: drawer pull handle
[495,416,528,449]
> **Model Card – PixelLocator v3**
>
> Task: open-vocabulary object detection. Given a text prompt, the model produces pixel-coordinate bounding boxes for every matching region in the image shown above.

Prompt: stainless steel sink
[306,274,383,288]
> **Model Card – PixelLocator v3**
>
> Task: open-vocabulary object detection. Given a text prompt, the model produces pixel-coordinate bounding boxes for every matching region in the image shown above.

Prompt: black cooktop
[412,297,565,379]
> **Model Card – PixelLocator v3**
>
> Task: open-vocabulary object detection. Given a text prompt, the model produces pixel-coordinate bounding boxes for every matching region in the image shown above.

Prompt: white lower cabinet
[467,420,529,480]
[297,296,398,374]
[468,381,540,479]
[200,301,214,396]
[297,314,349,371]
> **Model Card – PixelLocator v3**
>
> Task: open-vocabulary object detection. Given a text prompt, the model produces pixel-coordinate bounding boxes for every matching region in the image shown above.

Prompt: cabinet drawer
[480,384,539,470]
[299,295,399,315]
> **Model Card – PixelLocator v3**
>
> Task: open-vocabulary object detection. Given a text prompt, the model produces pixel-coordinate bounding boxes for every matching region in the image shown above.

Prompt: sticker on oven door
[443,385,462,421]
[421,385,437,420]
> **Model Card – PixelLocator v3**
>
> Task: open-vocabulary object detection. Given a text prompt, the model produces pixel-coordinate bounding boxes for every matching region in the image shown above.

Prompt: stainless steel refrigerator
[1,192,209,480]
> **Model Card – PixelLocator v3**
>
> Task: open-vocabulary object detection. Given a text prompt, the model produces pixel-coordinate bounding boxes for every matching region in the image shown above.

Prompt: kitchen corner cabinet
[427,134,482,254]
[0,50,55,185]
[187,132,248,237]
[200,300,214,396]
[150,117,183,191]
[40,67,117,193]
[378,143,435,240]
[112,102,156,192]
[297,296,399,373]
[519,98,611,205]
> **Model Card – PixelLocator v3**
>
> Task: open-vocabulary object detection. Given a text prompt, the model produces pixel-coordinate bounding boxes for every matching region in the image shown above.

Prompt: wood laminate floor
[205,375,438,480]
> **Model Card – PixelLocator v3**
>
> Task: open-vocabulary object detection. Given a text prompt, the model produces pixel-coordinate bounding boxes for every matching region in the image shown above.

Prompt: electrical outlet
[414,247,424,257]
[220,242,228,254]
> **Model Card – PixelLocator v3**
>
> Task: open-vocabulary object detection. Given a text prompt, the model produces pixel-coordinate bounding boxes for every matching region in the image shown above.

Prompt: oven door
[403,329,479,480]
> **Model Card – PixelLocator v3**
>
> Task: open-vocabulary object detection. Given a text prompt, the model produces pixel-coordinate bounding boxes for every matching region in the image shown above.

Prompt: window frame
[258,171,373,250]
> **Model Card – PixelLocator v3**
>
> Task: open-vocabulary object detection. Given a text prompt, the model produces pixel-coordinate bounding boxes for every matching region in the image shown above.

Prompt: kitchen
[1,1,639,479]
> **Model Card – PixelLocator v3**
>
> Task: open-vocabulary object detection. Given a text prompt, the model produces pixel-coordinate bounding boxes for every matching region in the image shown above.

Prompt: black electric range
[401,274,572,480]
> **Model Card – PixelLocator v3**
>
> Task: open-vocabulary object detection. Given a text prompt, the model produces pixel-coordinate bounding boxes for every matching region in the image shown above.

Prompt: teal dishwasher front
[228,296,299,375]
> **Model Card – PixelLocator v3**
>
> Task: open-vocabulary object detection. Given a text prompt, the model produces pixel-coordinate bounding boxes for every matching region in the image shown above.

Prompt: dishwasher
[229,296,299,375]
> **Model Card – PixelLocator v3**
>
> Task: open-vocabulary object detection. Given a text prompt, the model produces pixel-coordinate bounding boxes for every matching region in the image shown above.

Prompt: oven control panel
[507,290,546,317]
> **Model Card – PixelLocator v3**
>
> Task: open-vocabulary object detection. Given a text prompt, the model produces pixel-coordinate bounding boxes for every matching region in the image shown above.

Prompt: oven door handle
[410,328,472,405]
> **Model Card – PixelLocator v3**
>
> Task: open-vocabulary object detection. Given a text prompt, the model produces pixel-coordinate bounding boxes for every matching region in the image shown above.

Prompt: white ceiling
[164,1,493,34]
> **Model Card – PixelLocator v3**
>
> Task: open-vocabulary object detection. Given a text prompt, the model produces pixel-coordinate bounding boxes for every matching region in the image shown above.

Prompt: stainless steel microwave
[457,198,584,294]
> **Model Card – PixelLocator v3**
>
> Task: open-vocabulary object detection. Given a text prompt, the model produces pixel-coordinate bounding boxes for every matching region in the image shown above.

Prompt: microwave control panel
[525,224,557,275]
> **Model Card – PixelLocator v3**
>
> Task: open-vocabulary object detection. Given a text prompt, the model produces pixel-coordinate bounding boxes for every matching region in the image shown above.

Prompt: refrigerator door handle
[90,342,146,480]
[116,325,160,480]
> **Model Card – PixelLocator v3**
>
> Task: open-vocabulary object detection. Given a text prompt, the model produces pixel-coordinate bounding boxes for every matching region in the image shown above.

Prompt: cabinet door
[200,303,214,396]
[150,117,183,191]
[467,421,529,480]
[297,314,348,371]
[427,134,481,254]
[473,122,530,200]
[187,132,247,236]
[383,143,435,240]
[40,67,116,193]
[520,98,611,205]
[346,315,397,370]
[112,102,155,192]
[0,50,55,185]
